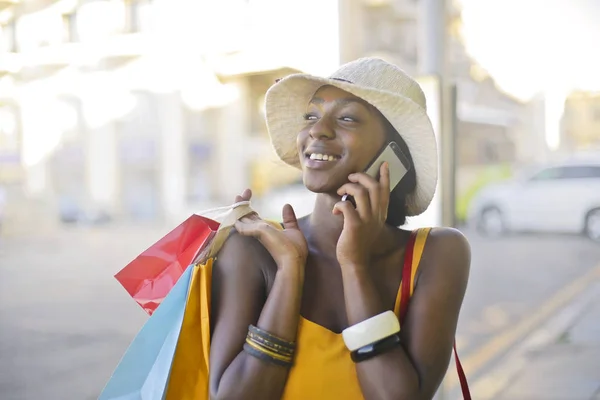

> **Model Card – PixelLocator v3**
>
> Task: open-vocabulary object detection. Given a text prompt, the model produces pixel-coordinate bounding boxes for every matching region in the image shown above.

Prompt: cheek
[345,137,378,168]
[297,130,308,151]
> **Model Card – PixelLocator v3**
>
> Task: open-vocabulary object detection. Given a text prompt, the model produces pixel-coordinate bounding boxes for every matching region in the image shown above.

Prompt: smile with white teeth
[308,153,338,161]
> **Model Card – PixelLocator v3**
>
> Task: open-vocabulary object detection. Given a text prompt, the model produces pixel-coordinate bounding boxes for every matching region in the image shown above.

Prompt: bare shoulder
[427,227,471,259]
[214,229,277,288]
[216,229,268,266]
[421,227,471,284]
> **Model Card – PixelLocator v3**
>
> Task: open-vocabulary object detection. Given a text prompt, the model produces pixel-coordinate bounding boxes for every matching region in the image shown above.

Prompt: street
[447,231,600,399]
[1,225,599,400]
[457,230,600,356]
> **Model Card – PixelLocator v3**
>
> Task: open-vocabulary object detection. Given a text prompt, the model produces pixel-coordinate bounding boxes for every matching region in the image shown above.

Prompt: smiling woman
[298,87,388,190]
[298,86,417,227]
[209,58,472,400]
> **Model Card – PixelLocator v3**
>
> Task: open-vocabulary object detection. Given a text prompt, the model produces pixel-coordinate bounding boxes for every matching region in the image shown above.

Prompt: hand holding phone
[341,141,410,207]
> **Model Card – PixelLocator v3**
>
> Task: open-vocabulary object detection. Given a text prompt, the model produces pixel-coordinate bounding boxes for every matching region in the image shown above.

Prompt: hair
[381,117,417,227]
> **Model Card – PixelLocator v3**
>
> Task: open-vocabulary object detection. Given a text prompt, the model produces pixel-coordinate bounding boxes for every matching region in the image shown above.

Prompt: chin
[302,173,345,195]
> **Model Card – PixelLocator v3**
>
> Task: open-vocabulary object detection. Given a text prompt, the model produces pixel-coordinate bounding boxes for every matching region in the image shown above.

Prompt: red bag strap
[400,229,471,400]
[399,230,416,323]
[454,341,471,400]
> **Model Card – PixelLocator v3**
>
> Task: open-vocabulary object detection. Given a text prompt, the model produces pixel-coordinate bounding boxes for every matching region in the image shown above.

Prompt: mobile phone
[342,141,411,206]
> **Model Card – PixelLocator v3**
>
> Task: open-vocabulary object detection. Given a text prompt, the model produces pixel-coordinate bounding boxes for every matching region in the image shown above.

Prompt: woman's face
[297,85,388,194]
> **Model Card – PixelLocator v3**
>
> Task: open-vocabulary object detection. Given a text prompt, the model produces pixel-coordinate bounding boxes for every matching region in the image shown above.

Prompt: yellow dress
[164,227,431,400]
[280,228,431,400]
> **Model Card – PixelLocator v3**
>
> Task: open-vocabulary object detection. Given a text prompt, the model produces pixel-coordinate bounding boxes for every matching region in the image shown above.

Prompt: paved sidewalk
[483,282,600,400]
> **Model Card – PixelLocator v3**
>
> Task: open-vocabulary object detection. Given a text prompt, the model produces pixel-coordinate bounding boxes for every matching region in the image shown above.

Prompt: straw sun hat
[264,57,438,216]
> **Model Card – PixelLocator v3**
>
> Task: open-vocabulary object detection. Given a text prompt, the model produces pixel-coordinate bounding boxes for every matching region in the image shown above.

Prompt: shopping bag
[114,201,255,315]
[98,265,194,400]
[164,220,283,400]
[114,217,218,315]
[164,259,213,400]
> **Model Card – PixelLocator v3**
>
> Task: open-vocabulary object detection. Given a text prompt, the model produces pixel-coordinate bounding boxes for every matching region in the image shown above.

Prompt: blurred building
[560,91,600,152]
[521,93,549,163]
[0,0,341,226]
[0,0,541,227]
[338,0,536,215]
[341,0,532,166]
[339,0,419,75]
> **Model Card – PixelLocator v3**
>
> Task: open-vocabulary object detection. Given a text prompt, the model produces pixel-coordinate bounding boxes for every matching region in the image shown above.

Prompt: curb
[470,280,600,399]
[441,261,600,397]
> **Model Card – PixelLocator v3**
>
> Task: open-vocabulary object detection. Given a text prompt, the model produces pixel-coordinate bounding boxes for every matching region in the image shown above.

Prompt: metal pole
[448,84,458,228]
[419,0,446,77]
[418,0,456,398]
[419,0,456,229]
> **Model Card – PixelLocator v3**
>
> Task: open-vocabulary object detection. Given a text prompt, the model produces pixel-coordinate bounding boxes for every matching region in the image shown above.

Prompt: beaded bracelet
[243,341,293,367]
[247,331,294,357]
[248,325,296,350]
[242,325,295,367]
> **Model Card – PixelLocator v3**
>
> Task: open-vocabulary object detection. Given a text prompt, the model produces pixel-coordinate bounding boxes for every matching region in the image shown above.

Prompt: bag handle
[400,229,471,400]
[196,201,251,217]
[200,201,256,260]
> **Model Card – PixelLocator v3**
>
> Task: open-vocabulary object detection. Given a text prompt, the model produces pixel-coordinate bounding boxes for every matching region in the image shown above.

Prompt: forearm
[214,266,304,400]
[341,265,422,400]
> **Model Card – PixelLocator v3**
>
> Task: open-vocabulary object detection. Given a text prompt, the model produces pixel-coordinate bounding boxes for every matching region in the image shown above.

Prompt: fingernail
[384,162,389,171]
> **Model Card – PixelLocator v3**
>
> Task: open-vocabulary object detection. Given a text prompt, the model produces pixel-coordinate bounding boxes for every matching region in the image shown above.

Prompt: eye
[340,116,358,123]
[303,113,318,121]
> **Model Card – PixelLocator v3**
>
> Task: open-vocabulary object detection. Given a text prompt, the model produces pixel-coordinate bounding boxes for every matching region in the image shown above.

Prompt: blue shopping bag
[99,265,194,400]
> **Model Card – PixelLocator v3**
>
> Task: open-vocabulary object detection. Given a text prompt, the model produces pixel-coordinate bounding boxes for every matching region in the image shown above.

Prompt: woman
[209,58,471,399]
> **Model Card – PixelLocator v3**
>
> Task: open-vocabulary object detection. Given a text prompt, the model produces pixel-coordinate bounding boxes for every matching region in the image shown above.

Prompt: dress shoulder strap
[394,228,431,320]
[396,227,472,400]
[409,227,431,297]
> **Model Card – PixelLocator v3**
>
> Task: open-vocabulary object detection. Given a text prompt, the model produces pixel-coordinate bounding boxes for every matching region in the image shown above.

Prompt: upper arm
[401,227,471,396]
[209,231,275,395]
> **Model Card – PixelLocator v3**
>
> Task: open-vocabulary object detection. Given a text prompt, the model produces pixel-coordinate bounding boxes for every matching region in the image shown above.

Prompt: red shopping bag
[114,215,220,315]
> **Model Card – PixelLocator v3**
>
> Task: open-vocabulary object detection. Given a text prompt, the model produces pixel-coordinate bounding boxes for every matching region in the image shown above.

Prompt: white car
[467,159,600,241]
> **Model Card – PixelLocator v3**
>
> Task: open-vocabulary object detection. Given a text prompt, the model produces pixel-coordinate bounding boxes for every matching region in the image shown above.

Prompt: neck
[304,193,344,257]
[303,193,399,260]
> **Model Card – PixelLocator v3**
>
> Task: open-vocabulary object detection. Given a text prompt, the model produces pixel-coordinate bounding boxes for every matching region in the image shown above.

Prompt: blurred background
[1,0,599,399]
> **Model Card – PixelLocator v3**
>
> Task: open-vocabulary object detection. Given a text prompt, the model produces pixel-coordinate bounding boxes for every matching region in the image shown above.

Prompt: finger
[238,212,260,224]
[234,219,255,237]
[241,188,252,201]
[348,172,379,189]
[235,188,252,203]
[332,199,360,226]
[378,162,391,219]
[337,182,371,218]
[282,204,300,230]
[234,218,271,239]
[348,172,382,216]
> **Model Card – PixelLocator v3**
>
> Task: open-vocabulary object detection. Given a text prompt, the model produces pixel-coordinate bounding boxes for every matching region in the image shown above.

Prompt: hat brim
[265,73,438,217]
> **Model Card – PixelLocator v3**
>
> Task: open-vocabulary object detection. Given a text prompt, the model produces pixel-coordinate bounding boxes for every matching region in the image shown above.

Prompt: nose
[308,117,335,140]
